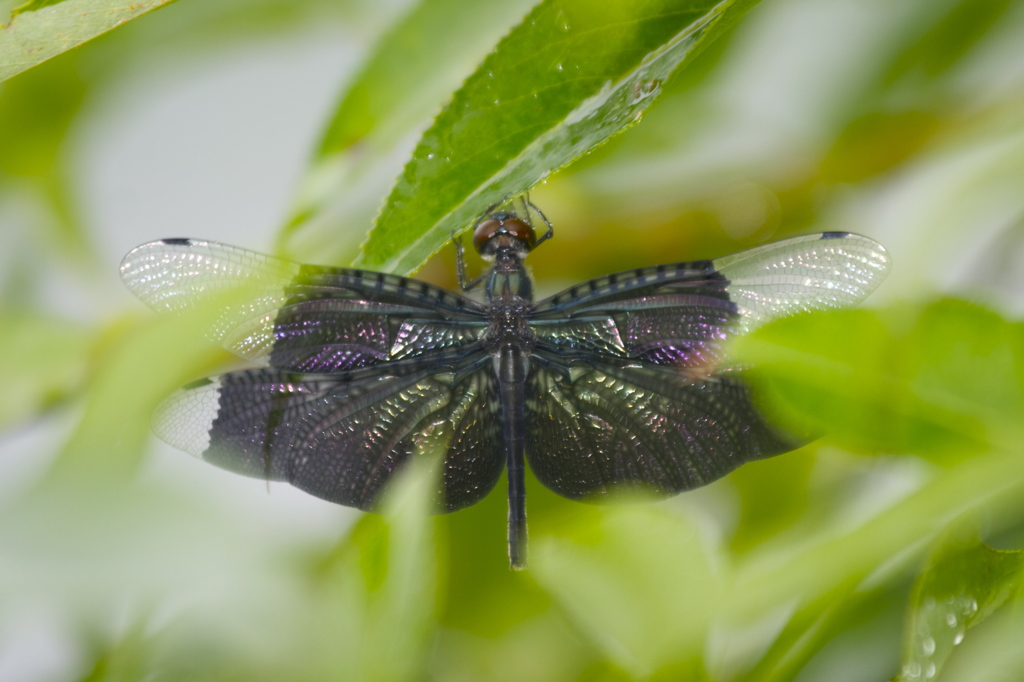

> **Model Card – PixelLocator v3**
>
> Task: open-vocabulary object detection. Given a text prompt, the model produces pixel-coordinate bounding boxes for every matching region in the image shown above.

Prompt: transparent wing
[153,354,504,512]
[120,239,487,372]
[525,357,797,500]
[530,232,889,370]
[709,232,890,333]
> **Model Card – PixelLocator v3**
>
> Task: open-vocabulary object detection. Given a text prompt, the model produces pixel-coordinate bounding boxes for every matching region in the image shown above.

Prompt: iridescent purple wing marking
[532,233,889,371]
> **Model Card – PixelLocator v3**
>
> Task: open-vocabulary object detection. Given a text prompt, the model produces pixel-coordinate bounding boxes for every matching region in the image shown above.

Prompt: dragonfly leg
[531,201,554,247]
[453,235,485,291]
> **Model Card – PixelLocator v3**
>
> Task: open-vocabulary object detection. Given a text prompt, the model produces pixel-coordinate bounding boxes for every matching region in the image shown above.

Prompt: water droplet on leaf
[555,9,570,31]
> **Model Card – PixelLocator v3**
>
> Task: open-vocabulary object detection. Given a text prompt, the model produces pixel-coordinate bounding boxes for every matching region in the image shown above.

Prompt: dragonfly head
[473,214,536,260]
[472,194,552,262]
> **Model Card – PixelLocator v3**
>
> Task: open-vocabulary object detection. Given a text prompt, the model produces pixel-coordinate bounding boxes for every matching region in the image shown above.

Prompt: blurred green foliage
[733,300,1024,459]
[0,311,91,430]
[0,0,177,82]
[2,0,1024,680]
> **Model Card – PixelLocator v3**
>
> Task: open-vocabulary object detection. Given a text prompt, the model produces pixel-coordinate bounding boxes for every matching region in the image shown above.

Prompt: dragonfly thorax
[484,247,534,303]
[484,297,534,347]
[483,245,535,359]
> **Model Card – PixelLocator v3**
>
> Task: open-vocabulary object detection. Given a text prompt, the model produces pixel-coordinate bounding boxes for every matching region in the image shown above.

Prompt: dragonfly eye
[473,217,537,254]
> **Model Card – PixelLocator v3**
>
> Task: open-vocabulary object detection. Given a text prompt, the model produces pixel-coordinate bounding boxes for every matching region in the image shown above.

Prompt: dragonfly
[120,196,890,568]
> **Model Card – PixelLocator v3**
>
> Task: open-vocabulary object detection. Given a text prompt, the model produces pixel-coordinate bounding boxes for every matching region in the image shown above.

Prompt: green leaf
[0,311,93,430]
[729,446,815,552]
[0,0,177,83]
[532,503,722,677]
[310,455,441,681]
[933,607,1024,682]
[356,0,761,274]
[0,54,92,259]
[279,0,538,264]
[79,617,154,682]
[726,450,1024,626]
[882,0,1015,85]
[361,455,441,680]
[0,51,84,177]
[48,287,258,482]
[733,300,1024,459]
[434,476,552,636]
[738,579,874,682]
[11,0,68,16]
[895,531,1024,682]
[320,0,538,157]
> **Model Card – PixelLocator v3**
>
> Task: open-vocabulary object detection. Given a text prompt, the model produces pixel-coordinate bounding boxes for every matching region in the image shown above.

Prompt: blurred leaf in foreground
[0,54,91,259]
[881,0,1016,86]
[280,0,538,263]
[532,503,721,678]
[47,287,259,483]
[435,479,551,636]
[358,0,761,274]
[733,299,1024,459]
[737,578,874,682]
[729,446,815,552]
[895,530,1024,682]
[0,311,92,430]
[79,618,154,682]
[310,452,440,681]
[725,449,1024,628]
[721,298,1024,645]
[0,0,176,82]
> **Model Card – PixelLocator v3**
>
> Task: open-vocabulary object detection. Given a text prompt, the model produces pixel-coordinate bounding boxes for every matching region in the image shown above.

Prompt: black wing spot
[694,259,716,276]
[160,238,193,246]
[182,377,215,389]
[820,232,850,240]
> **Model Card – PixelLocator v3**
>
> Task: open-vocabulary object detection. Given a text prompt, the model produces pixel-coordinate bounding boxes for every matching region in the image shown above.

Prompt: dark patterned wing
[120,239,487,372]
[153,354,504,512]
[523,233,889,500]
[524,358,796,500]
[531,233,890,370]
